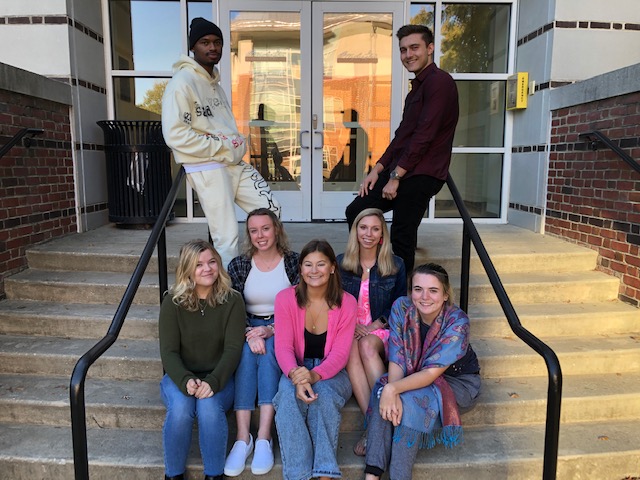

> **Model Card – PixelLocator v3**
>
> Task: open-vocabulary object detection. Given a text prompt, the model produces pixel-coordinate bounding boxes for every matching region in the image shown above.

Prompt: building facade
[1,0,639,230]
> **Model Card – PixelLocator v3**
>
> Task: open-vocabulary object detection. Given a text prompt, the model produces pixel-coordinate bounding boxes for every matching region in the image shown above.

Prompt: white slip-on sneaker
[251,438,274,475]
[224,434,254,477]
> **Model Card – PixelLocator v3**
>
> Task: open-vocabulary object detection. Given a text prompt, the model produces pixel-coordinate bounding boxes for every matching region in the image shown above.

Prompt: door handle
[313,131,324,150]
[300,130,310,149]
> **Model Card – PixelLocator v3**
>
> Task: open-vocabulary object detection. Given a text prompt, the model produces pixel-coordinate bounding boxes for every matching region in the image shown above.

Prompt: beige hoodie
[161,54,246,168]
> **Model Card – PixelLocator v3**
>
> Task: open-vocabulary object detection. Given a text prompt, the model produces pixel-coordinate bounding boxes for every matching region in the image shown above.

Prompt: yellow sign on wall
[506,72,528,110]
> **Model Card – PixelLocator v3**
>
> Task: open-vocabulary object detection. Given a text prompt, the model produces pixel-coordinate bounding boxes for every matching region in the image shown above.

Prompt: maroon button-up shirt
[378,62,459,181]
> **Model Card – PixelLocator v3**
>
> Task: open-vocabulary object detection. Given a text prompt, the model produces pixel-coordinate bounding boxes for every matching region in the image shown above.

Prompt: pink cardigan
[274,286,357,380]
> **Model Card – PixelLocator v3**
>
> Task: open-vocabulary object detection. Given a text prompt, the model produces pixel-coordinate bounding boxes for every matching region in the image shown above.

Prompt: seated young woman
[337,208,406,456]
[224,208,300,477]
[273,239,357,480]
[364,263,481,480]
[159,240,246,480]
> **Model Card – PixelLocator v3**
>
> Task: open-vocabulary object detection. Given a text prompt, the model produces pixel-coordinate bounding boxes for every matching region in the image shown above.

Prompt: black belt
[248,313,274,320]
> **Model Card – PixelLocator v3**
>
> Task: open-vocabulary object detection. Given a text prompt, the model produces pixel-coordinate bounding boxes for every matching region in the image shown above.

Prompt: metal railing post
[460,224,471,313]
[158,228,168,304]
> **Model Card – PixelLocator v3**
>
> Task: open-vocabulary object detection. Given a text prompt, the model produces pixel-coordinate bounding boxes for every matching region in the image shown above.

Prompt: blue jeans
[234,318,281,409]
[273,358,352,480]
[365,373,481,479]
[160,374,235,477]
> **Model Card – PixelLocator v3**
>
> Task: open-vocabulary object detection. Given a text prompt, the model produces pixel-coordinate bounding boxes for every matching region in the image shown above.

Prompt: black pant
[345,171,444,274]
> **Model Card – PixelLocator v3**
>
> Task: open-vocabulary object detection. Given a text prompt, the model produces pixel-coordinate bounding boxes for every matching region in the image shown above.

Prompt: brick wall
[547,91,640,307]
[0,88,76,299]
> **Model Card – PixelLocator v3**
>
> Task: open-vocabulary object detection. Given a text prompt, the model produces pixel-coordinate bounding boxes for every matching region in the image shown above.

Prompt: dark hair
[410,262,453,306]
[396,24,434,46]
[242,208,291,257]
[295,239,343,308]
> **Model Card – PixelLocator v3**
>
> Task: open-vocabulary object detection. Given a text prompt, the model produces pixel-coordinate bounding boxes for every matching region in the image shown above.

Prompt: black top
[304,329,327,359]
[420,319,480,377]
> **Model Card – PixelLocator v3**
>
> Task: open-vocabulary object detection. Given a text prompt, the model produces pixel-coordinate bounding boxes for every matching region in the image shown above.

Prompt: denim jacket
[337,253,407,322]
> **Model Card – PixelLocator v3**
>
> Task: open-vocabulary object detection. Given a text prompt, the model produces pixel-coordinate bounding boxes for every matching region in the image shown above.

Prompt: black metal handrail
[580,130,640,174]
[69,166,185,480]
[0,127,44,158]
[447,174,562,480]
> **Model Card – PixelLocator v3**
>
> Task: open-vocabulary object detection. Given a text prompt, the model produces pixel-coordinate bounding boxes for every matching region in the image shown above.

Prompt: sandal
[353,431,367,457]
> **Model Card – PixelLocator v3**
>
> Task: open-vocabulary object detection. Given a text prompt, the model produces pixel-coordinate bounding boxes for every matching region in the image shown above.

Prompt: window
[411,2,513,219]
[108,0,212,120]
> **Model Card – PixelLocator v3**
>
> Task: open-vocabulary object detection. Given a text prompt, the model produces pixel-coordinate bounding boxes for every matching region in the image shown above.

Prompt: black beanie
[189,17,223,49]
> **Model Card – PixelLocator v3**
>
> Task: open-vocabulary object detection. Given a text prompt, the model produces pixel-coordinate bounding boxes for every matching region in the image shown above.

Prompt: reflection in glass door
[220,2,308,220]
[220,1,402,220]
[311,4,401,219]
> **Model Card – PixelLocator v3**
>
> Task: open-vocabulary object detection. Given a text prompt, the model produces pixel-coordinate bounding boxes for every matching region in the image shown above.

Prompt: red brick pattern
[547,92,640,306]
[0,88,76,299]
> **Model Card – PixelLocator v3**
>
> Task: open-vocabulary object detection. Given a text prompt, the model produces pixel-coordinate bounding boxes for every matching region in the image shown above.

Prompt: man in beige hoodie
[162,18,280,266]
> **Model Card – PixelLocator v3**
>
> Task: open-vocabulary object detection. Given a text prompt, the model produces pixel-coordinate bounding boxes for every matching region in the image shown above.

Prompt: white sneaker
[251,438,274,475]
[224,434,254,477]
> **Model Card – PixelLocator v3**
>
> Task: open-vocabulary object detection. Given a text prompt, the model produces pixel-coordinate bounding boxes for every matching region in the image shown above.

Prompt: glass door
[219,0,402,220]
[310,2,402,219]
[219,0,309,220]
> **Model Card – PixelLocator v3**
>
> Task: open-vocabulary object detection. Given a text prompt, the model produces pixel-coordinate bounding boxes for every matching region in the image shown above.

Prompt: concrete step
[26,248,169,275]
[468,301,640,338]
[0,421,638,479]
[2,372,639,431]
[4,268,620,306]
[476,333,640,378]
[451,271,620,304]
[0,300,159,339]
[0,335,160,380]
[1,299,636,343]
[4,269,166,305]
[24,223,600,275]
[26,236,598,276]
[1,333,638,385]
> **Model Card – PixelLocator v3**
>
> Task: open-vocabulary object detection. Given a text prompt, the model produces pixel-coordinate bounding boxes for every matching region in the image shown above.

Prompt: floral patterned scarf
[369,297,470,449]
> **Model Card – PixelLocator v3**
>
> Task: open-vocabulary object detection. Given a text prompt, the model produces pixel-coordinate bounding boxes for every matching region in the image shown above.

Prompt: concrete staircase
[0,223,639,479]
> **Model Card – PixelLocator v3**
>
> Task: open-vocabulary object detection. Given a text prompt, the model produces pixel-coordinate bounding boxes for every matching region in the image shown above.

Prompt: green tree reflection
[138,80,168,115]
[410,6,434,32]
[440,4,509,74]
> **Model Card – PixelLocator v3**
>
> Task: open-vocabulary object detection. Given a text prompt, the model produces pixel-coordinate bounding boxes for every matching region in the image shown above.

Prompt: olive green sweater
[159,291,246,395]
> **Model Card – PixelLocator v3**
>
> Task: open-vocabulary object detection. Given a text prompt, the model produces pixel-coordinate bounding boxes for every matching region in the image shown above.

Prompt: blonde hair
[170,239,233,311]
[242,208,291,257]
[341,208,398,277]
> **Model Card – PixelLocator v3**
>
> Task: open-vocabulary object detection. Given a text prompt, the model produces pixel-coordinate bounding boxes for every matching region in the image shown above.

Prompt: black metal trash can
[97,120,173,225]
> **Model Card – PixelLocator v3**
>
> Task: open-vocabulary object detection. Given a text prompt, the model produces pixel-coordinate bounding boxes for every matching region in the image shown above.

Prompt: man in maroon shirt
[345,24,459,273]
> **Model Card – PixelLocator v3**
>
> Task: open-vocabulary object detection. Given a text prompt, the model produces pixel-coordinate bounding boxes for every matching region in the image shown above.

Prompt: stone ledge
[0,62,71,105]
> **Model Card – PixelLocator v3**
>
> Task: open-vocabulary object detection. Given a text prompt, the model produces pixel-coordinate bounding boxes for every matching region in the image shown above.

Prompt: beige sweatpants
[186,162,281,267]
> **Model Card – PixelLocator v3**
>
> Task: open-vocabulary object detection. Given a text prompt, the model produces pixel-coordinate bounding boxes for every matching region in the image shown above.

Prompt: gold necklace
[308,302,328,330]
